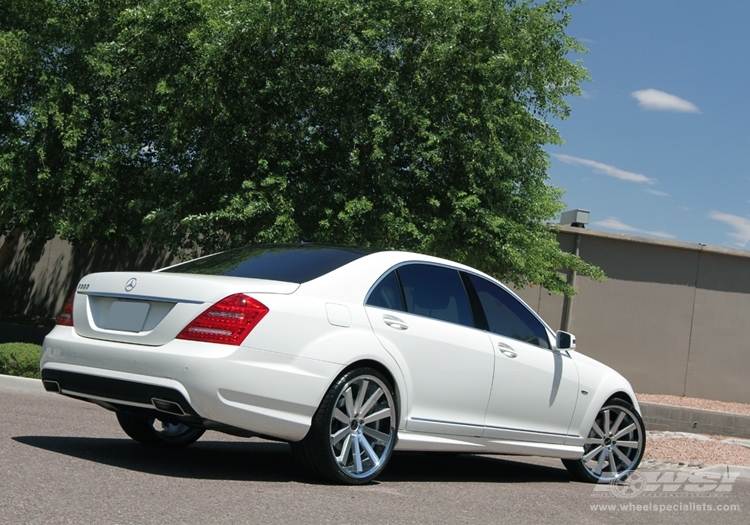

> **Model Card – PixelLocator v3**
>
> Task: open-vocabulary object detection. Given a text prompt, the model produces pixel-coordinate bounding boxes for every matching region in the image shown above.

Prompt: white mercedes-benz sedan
[41,244,645,484]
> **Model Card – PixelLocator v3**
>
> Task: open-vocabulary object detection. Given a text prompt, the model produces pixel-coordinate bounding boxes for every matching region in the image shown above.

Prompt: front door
[464,274,579,443]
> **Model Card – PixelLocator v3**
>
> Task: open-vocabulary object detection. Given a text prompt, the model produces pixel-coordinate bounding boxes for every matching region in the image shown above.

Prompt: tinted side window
[366,271,405,311]
[398,264,473,327]
[468,275,550,349]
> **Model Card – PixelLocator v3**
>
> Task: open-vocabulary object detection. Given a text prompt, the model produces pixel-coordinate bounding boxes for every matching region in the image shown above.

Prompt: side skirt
[394,430,583,459]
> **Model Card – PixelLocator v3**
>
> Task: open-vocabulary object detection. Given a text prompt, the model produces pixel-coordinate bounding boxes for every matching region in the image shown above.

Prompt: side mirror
[556,330,576,351]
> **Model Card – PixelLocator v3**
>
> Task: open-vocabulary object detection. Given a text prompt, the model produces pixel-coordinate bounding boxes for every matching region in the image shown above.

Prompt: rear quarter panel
[241,289,410,430]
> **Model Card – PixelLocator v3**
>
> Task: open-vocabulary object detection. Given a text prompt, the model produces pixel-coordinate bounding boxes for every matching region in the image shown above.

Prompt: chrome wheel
[563,398,645,483]
[329,374,396,480]
[292,367,397,484]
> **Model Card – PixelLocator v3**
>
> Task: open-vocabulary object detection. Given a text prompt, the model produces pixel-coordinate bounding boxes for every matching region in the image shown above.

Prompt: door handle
[383,314,408,330]
[497,341,517,358]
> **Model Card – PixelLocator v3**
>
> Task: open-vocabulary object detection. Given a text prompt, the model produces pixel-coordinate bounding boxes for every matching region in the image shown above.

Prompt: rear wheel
[116,412,205,449]
[292,367,397,484]
[563,398,645,483]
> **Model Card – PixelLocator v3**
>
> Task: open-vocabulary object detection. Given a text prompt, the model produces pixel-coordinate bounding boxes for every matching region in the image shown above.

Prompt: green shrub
[0,343,42,379]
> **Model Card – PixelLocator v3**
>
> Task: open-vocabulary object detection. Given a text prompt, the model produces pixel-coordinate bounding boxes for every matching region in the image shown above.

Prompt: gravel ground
[638,393,750,417]
[644,432,750,468]
[637,393,750,468]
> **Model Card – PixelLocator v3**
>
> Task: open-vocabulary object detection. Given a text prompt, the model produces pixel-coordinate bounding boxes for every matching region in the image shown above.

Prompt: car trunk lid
[72,272,298,346]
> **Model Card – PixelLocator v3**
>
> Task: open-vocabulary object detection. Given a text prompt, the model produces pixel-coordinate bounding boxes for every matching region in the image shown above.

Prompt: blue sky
[546,0,750,249]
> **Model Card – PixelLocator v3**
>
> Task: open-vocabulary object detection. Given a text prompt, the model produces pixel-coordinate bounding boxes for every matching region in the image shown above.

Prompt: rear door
[364,263,495,437]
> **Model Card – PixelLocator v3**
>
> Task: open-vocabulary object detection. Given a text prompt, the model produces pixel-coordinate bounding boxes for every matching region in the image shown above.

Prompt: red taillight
[176,293,269,345]
[57,292,75,326]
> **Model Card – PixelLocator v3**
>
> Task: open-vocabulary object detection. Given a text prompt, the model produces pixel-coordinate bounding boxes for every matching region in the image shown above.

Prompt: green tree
[1,0,603,294]
[0,0,141,265]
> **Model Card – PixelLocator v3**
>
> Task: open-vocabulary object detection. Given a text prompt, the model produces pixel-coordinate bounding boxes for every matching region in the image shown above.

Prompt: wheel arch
[336,358,402,422]
[606,391,638,411]
[571,385,642,438]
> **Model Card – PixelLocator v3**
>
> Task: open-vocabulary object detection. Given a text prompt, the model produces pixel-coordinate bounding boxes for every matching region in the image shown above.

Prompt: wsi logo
[592,471,739,498]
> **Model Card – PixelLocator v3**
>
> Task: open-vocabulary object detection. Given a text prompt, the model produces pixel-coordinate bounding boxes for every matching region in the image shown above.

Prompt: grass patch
[0,343,42,379]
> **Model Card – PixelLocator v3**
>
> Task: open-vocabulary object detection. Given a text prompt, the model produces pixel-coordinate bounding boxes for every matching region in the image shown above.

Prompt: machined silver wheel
[563,398,645,483]
[329,374,396,480]
[292,367,397,484]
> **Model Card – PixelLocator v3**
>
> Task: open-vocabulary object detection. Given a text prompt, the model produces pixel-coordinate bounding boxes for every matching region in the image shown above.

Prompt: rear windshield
[161,244,375,283]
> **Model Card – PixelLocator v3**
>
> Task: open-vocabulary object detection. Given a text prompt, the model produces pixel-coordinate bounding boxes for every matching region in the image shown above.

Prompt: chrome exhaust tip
[42,380,61,393]
[151,398,186,416]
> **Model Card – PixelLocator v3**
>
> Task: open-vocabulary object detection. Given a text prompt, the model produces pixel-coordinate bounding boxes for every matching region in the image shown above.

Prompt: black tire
[292,367,397,484]
[563,398,645,483]
[116,412,205,449]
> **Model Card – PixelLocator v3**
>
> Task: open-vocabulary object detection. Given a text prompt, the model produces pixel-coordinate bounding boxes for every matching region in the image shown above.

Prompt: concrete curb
[0,374,45,393]
[697,464,750,481]
[640,402,750,439]
[722,438,750,450]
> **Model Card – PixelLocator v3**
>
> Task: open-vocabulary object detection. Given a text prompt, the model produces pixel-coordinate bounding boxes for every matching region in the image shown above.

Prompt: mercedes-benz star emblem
[124,278,138,292]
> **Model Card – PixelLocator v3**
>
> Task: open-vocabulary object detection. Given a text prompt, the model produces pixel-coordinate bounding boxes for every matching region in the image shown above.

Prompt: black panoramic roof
[161,244,378,283]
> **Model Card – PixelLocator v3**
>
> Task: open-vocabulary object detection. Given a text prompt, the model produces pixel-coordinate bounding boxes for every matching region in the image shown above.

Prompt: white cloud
[708,211,750,247]
[552,154,656,184]
[592,217,676,239]
[645,189,670,197]
[631,89,700,113]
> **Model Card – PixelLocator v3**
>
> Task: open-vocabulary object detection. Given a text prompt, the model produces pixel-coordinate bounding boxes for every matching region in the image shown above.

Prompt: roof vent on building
[560,209,590,228]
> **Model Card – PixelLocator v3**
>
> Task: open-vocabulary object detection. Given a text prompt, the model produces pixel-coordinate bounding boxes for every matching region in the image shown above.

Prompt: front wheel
[292,367,397,484]
[116,412,205,449]
[563,398,645,483]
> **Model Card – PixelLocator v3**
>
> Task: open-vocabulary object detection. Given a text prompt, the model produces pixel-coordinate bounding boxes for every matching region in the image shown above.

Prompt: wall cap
[554,224,750,259]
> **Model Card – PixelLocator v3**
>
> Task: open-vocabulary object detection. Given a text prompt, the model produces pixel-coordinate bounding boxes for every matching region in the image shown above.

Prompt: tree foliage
[1,0,603,294]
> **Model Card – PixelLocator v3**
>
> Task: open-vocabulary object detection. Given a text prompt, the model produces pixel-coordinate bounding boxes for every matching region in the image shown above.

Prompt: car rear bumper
[41,366,200,418]
[41,326,341,441]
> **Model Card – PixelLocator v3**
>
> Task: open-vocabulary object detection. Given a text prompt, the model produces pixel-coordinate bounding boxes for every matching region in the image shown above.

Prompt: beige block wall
[0,234,177,319]
[550,228,750,403]
[573,277,695,396]
[23,236,77,319]
[684,251,750,403]
[570,235,698,397]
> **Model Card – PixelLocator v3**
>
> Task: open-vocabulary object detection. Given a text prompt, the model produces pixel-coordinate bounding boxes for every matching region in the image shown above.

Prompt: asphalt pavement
[2,377,749,524]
